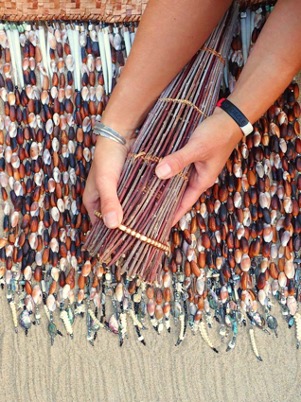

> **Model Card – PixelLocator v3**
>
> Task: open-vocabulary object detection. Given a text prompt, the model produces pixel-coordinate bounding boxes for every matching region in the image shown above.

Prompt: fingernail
[103,211,119,228]
[156,163,171,179]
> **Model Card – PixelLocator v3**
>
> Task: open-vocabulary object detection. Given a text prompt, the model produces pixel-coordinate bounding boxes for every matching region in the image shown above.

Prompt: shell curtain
[0,1,300,359]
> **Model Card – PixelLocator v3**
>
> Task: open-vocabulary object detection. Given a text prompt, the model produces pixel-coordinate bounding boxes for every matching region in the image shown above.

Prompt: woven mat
[0,0,272,22]
[0,0,148,22]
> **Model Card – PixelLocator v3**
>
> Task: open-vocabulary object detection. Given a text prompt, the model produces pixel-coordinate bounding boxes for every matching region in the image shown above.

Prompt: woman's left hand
[155,108,243,225]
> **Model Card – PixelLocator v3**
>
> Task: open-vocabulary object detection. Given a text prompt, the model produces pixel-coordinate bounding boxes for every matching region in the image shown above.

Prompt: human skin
[83,0,301,228]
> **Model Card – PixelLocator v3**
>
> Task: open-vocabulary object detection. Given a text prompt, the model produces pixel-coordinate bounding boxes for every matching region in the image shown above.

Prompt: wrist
[101,83,149,141]
[100,114,138,141]
[212,106,244,143]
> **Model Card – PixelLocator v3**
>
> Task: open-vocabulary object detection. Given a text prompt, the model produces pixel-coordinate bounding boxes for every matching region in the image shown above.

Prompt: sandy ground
[0,66,300,402]
[0,291,301,402]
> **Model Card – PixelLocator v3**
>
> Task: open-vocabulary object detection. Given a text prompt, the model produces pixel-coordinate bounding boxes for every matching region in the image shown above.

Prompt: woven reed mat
[0,0,148,22]
[0,0,272,22]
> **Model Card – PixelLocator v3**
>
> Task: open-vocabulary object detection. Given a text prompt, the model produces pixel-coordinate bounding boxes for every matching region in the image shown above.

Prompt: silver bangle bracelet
[93,122,127,146]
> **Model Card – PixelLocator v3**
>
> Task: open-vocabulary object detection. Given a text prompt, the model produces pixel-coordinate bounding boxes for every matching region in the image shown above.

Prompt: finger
[83,165,101,225]
[83,189,100,225]
[172,171,205,225]
[172,188,202,225]
[96,173,123,228]
[94,140,127,228]
[155,140,199,180]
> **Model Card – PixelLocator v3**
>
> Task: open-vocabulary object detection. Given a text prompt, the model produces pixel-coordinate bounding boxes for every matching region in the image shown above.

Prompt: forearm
[103,0,232,137]
[227,0,301,124]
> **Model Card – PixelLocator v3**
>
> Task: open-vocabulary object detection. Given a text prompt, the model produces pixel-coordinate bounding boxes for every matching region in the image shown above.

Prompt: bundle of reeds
[84,7,239,283]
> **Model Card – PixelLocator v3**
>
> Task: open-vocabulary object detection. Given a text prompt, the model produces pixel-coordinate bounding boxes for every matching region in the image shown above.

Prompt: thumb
[96,173,123,229]
[155,141,197,180]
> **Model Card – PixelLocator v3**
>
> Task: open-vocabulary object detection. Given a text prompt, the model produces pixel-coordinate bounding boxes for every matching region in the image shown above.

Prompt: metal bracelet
[93,122,127,146]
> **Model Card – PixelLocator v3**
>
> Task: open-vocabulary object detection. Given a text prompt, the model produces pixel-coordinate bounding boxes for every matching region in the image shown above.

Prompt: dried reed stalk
[84,6,239,283]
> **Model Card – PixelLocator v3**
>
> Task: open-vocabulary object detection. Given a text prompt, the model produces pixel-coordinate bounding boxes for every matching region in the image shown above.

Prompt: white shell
[179,216,189,231]
[65,54,74,71]
[278,272,287,288]
[38,221,44,236]
[4,146,12,163]
[49,239,59,254]
[186,247,196,262]
[13,181,23,197]
[47,178,56,193]
[196,276,205,296]
[240,254,251,272]
[115,283,123,303]
[59,258,68,271]
[51,267,60,281]
[50,86,58,100]
[53,167,61,183]
[263,224,273,243]
[32,285,43,305]
[281,231,291,247]
[59,228,66,242]
[24,265,32,281]
[50,206,60,222]
[46,294,57,312]
[62,284,71,300]
[163,271,172,288]
[62,172,69,184]
[53,113,60,126]
[284,260,295,279]
[43,148,51,165]
[46,119,54,134]
[11,153,20,169]
[10,211,19,228]
[35,251,43,266]
[283,197,293,214]
[214,200,221,213]
[29,233,38,250]
[52,137,60,152]
[259,193,269,209]
[258,289,267,306]
[70,256,78,269]
[25,295,36,313]
[69,168,77,185]
[57,198,65,213]
[81,86,90,101]
[233,192,242,208]
[83,147,91,162]
[287,296,298,316]
[243,208,251,227]
[68,289,75,304]
[71,201,78,215]
[34,171,44,186]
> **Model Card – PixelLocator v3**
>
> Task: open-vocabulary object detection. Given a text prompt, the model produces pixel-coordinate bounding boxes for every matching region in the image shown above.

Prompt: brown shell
[25,280,32,295]
[49,280,57,295]
[190,261,201,277]
[77,274,85,290]
[33,266,42,282]
[66,267,76,289]
[163,288,171,303]
[198,251,206,269]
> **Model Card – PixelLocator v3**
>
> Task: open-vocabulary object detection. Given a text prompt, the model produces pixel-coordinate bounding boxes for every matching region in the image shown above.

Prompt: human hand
[83,108,242,229]
[155,108,243,225]
[83,133,134,228]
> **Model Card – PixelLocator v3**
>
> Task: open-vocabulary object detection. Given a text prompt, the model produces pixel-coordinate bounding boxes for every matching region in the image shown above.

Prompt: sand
[0,291,301,402]
[0,57,300,402]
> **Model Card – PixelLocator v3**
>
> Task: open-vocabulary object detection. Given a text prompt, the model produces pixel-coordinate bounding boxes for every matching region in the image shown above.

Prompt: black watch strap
[216,98,253,136]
